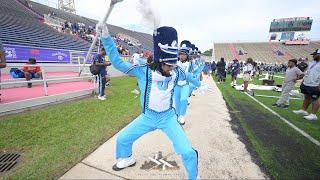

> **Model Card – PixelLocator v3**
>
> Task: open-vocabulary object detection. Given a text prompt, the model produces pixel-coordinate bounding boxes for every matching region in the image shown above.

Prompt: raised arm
[101,36,143,77]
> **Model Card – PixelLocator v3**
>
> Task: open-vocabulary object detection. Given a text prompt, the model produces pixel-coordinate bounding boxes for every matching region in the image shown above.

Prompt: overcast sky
[35,0,320,51]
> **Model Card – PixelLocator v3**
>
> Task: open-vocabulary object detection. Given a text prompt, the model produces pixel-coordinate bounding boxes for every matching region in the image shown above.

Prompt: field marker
[254,94,302,100]
[245,93,320,147]
[273,75,284,79]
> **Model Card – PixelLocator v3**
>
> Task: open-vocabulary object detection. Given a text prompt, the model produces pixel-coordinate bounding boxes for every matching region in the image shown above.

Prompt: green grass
[215,74,320,179]
[256,94,320,141]
[250,74,284,85]
[0,76,140,179]
[235,75,320,141]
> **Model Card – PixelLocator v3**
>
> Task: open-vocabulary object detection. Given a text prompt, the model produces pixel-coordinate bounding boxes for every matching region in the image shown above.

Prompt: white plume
[137,0,161,30]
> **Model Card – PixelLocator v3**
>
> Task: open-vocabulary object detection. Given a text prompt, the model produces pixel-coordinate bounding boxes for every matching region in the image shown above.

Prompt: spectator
[211,60,216,77]
[131,53,141,65]
[0,40,7,102]
[94,48,111,100]
[272,59,303,108]
[243,58,254,92]
[230,59,240,86]
[252,61,258,78]
[216,57,226,83]
[293,49,320,121]
[22,58,42,88]
[0,40,6,68]
[257,63,263,76]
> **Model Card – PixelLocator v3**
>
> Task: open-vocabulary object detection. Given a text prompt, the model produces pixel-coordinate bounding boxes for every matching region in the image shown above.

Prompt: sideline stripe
[255,94,302,100]
[245,93,320,147]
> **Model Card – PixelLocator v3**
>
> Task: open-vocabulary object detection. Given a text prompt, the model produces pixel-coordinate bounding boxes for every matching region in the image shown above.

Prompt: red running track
[0,81,93,104]
[1,72,79,81]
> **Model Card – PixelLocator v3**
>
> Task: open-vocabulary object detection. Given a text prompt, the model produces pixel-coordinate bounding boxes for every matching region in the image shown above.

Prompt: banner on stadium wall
[3,44,132,64]
[3,44,71,63]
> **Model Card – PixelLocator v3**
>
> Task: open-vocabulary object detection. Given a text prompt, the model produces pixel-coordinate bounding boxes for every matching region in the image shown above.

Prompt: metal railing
[0,63,95,96]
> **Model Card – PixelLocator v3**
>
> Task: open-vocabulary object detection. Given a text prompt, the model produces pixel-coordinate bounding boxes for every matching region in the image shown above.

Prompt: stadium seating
[0,0,91,51]
[214,41,320,63]
[26,0,153,52]
[0,0,153,54]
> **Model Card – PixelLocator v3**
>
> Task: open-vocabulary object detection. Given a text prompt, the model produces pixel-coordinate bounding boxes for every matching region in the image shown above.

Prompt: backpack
[10,68,25,78]
[89,61,101,75]
[297,62,308,72]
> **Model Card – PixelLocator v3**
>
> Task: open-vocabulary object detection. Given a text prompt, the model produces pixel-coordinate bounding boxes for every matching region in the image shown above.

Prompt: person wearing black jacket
[216,57,226,83]
[94,48,111,100]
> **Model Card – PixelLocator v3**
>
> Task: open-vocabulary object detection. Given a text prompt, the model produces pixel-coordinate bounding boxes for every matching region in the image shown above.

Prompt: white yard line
[254,94,302,100]
[245,93,320,147]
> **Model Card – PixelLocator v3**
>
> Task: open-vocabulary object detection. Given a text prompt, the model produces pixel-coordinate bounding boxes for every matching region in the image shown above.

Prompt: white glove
[96,22,109,37]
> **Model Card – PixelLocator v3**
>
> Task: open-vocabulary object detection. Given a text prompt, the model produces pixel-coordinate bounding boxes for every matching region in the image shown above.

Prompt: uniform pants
[116,112,198,179]
[174,85,190,117]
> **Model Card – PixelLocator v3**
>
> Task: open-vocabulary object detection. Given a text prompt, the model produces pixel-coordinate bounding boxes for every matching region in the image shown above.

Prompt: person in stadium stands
[131,52,141,65]
[297,58,308,72]
[242,58,254,92]
[23,58,42,88]
[293,49,320,121]
[0,40,7,102]
[98,22,200,179]
[272,59,303,108]
[94,47,111,100]
[216,57,226,83]
[230,59,240,86]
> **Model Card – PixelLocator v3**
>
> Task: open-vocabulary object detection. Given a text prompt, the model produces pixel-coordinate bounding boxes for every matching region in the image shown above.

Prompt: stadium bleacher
[26,0,153,52]
[0,0,153,53]
[0,0,91,51]
[214,41,320,63]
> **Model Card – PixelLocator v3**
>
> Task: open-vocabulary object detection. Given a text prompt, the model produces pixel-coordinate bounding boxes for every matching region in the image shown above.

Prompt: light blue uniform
[101,36,200,179]
[189,58,205,96]
[174,61,194,117]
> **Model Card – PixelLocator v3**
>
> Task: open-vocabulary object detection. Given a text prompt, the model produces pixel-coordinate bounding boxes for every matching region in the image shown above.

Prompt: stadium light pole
[79,0,124,76]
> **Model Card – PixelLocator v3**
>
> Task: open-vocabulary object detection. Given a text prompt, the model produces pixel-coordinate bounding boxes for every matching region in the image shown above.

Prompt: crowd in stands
[61,21,96,42]
[59,21,136,55]
[116,44,130,55]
